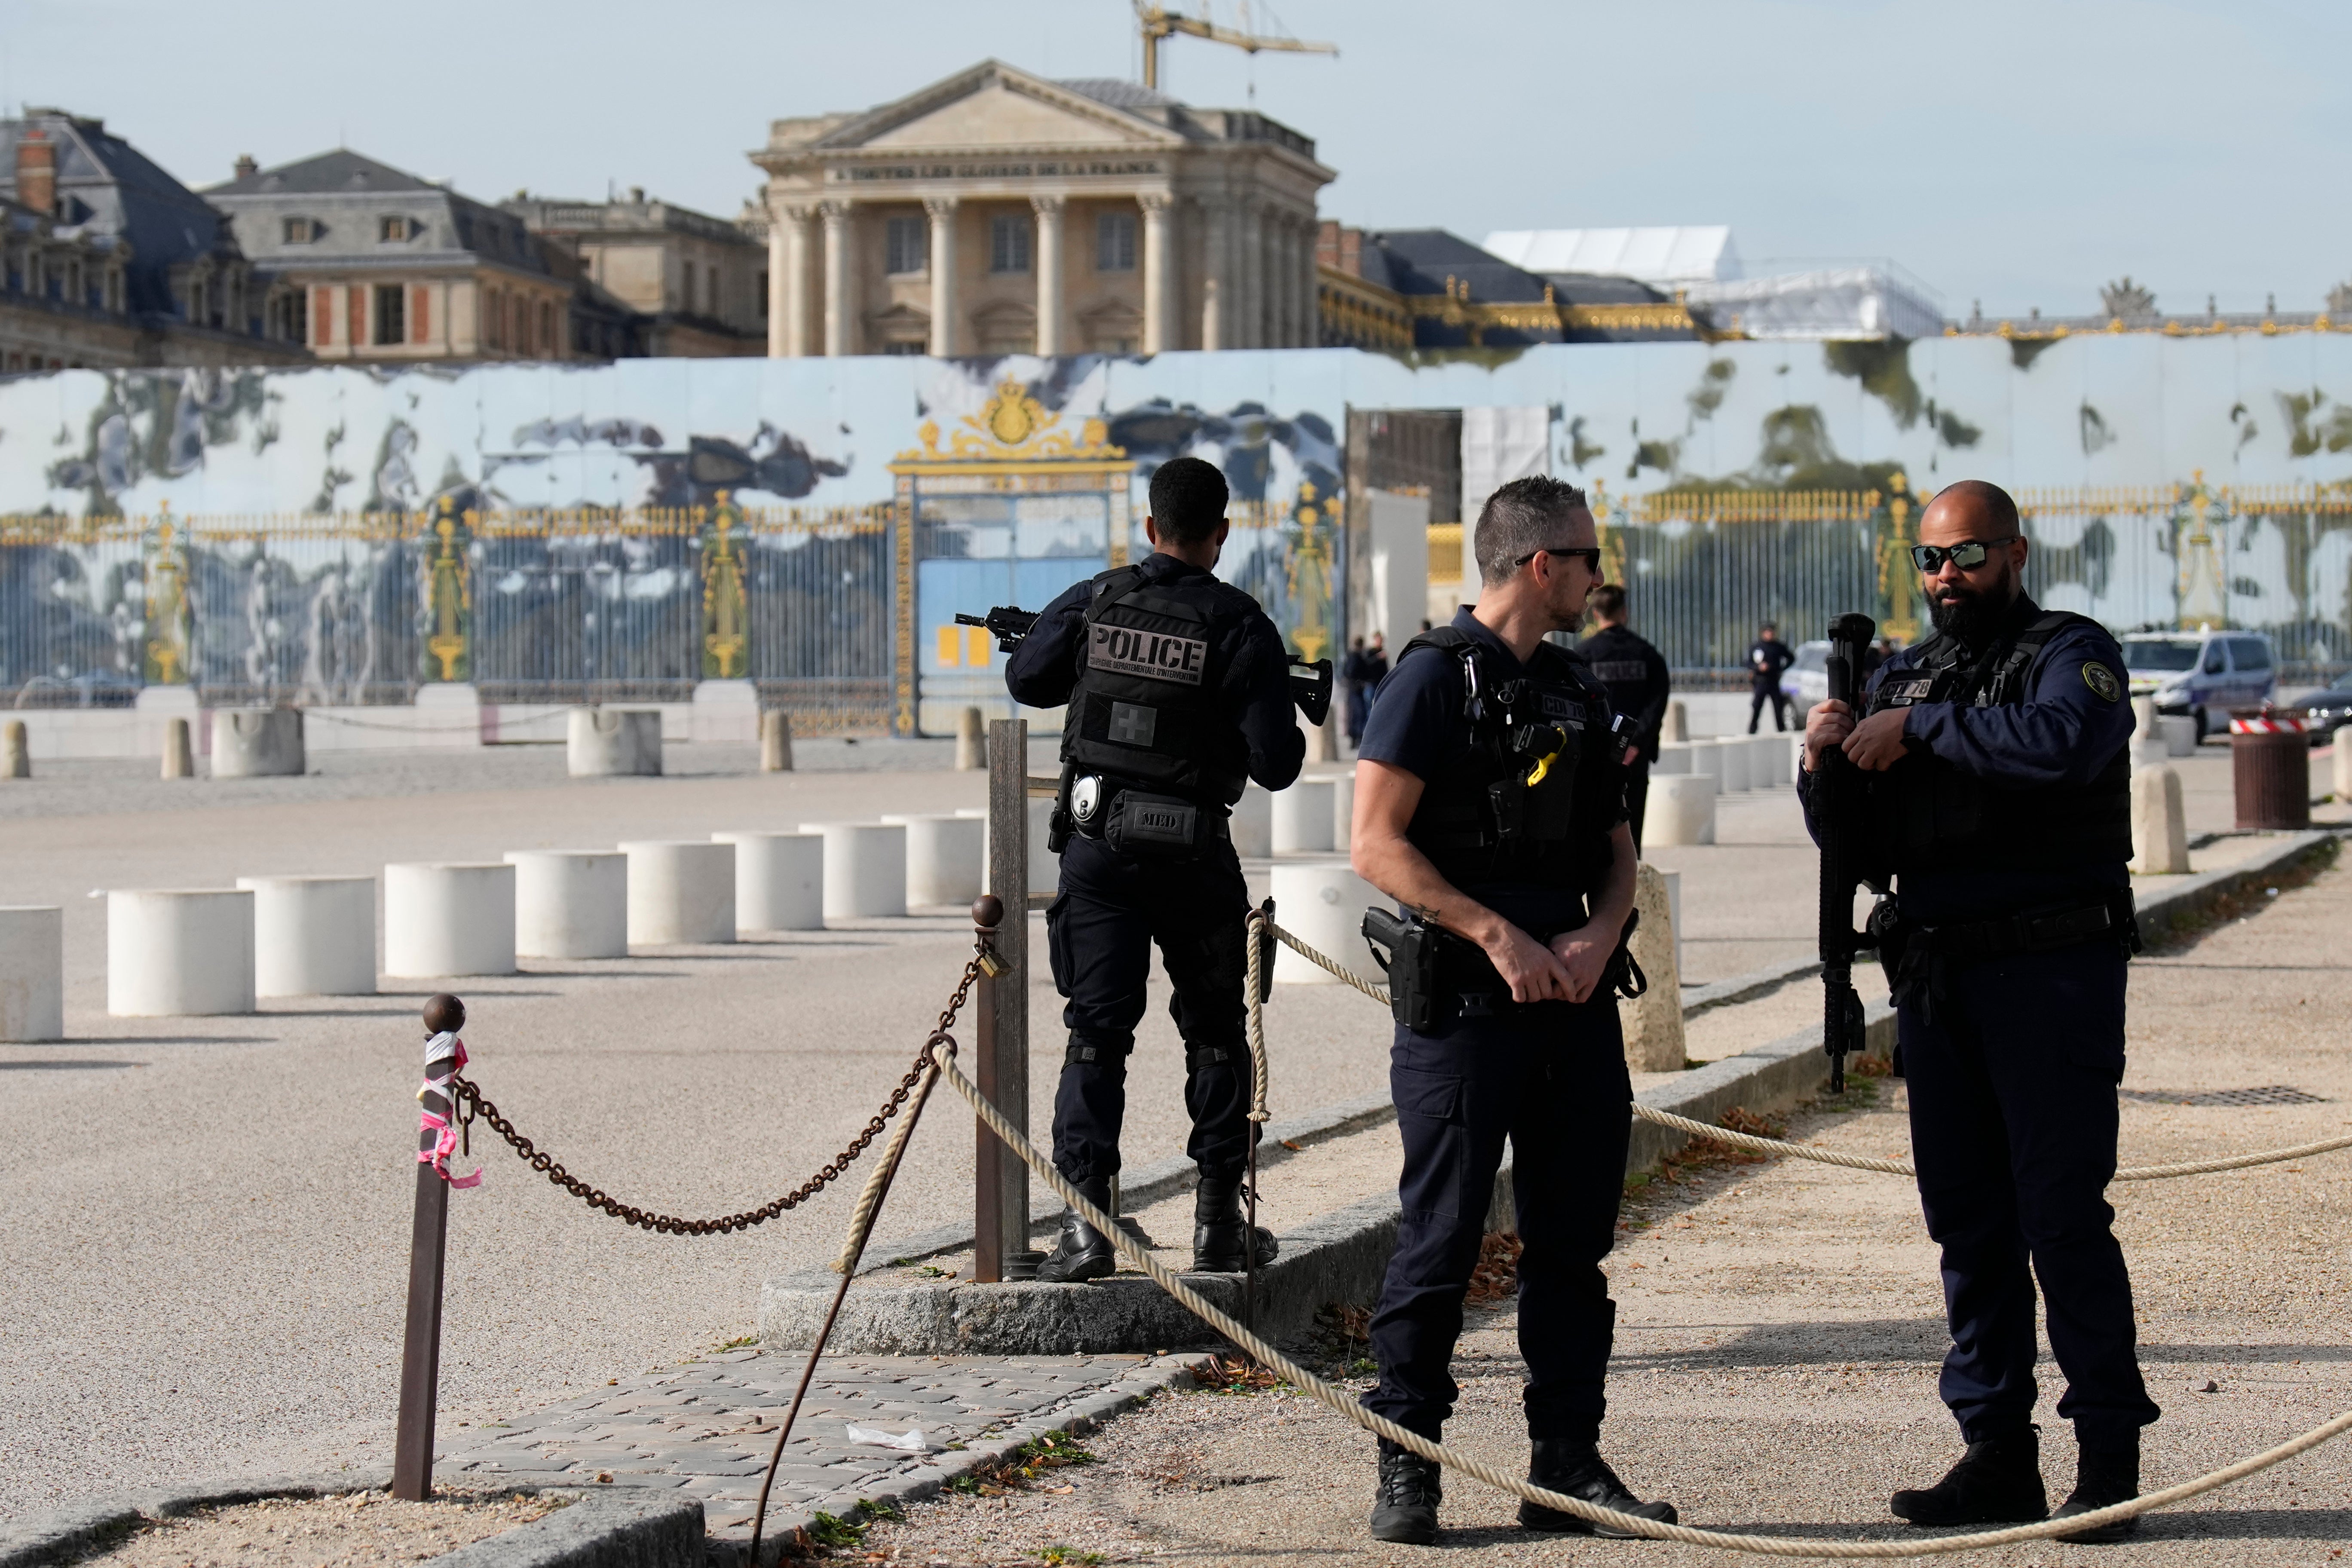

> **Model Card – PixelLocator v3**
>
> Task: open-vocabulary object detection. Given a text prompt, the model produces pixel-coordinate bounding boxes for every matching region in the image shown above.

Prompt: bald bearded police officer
[1801,479,2156,1542]
[1351,476,1675,1545]
[1006,456,1304,1284]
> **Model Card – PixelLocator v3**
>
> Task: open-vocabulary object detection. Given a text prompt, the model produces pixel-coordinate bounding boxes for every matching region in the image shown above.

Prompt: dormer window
[380,215,417,242]
[283,217,319,244]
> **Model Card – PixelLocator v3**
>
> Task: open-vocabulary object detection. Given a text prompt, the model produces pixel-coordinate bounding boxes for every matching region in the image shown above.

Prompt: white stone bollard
[714,831,825,932]
[1645,773,1718,846]
[234,874,376,996]
[210,708,305,778]
[1748,733,1797,787]
[0,906,64,1041]
[885,812,986,908]
[1664,699,1689,743]
[800,822,907,919]
[2159,715,2198,757]
[760,710,795,772]
[954,706,986,771]
[1621,862,1685,1072]
[1270,858,1380,985]
[2131,764,2190,875]
[3,720,28,780]
[161,716,195,780]
[1652,741,1695,777]
[2336,735,2352,802]
[383,863,517,978]
[1714,736,1755,793]
[503,851,628,959]
[568,707,662,778]
[2132,695,2159,738]
[619,840,736,945]
[1230,784,1273,858]
[107,889,255,1017]
[1330,771,1356,852]
[1271,778,1337,854]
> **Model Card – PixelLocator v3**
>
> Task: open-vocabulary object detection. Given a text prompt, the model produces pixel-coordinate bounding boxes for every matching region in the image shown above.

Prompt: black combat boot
[1191,1173,1279,1273]
[1369,1438,1442,1544]
[1518,1439,1680,1536]
[1890,1426,2048,1526]
[2050,1434,2140,1543]
[1036,1176,1115,1283]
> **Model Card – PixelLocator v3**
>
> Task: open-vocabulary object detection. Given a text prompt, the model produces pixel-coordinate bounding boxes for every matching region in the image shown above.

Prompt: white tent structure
[1482,227,1741,289]
[1682,266,1946,342]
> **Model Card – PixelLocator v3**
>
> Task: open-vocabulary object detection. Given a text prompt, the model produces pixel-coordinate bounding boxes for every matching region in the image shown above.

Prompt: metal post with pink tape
[392,992,479,1501]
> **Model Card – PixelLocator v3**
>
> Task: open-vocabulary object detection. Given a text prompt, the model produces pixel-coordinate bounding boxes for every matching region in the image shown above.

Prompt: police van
[2121,627,2277,740]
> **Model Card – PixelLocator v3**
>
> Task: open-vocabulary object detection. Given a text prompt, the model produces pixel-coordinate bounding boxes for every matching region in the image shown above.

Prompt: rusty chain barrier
[445,951,989,1236]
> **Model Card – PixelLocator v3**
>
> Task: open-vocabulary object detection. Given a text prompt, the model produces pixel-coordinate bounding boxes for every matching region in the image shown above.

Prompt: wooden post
[392,994,465,1501]
[980,719,1033,1280]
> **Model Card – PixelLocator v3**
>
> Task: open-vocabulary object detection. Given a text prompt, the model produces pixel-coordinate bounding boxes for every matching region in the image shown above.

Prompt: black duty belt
[1906,891,2141,965]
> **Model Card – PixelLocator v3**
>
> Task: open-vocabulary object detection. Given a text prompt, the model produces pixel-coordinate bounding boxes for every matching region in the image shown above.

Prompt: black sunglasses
[1514,544,1604,571]
[1910,536,2018,572]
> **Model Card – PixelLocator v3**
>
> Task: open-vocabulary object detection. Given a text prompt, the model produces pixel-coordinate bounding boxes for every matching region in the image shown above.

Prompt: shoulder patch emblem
[2082,661,2121,701]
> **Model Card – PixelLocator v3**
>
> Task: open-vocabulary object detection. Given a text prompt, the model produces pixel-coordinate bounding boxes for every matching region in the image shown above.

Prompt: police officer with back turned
[1801,478,2156,1542]
[1579,582,1672,849]
[1350,475,1675,1545]
[1005,456,1303,1283]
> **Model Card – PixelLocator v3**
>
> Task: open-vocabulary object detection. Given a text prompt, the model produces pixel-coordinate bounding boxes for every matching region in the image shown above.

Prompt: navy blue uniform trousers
[1363,999,1631,1443]
[1044,833,1253,1185]
[1902,942,2160,1446]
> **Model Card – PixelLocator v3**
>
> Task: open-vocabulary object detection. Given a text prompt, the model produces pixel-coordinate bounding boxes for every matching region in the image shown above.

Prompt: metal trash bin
[2230,710,2310,830]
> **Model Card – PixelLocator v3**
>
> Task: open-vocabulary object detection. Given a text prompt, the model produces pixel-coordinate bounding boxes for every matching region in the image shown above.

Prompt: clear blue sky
[13,0,2349,318]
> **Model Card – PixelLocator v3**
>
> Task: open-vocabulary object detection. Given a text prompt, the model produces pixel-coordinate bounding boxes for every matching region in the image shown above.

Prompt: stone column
[1302,211,1321,346]
[782,205,815,358]
[1235,200,1262,349]
[820,199,853,357]
[1273,214,1297,346]
[925,196,959,357]
[1032,194,1066,356]
[1139,193,1173,354]
[765,197,790,357]
[1201,198,1229,351]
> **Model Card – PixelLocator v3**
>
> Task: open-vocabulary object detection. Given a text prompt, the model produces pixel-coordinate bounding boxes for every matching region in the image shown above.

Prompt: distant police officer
[1578,583,1672,850]
[1005,456,1304,1283]
[1350,476,1675,1545]
[1748,620,1797,732]
[1801,479,2156,1542]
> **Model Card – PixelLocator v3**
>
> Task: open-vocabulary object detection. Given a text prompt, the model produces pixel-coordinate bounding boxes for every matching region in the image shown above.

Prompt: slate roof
[0,109,247,319]
[1055,78,1183,112]
[205,149,440,198]
[1356,229,1556,303]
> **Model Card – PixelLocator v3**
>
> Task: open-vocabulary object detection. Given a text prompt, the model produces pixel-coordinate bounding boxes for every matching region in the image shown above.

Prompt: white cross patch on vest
[1089,623,1208,685]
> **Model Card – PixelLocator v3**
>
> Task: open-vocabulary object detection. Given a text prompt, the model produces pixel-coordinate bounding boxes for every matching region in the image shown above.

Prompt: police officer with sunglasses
[1800,479,2156,1542]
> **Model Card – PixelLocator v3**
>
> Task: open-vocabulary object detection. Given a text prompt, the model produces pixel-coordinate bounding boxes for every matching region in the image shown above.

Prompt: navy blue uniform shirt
[1798,610,2133,924]
[1578,623,1672,763]
[1004,551,1305,796]
[1360,607,1610,933]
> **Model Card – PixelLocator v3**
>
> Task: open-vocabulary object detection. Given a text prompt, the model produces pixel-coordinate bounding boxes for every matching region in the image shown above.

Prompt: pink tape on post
[418,1031,482,1189]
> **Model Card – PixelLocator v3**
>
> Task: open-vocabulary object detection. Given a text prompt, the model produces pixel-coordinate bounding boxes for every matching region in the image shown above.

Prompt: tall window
[286,289,309,343]
[539,301,555,356]
[886,215,927,276]
[1097,211,1136,272]
[989,213,1031,274]
[374,283,405,345]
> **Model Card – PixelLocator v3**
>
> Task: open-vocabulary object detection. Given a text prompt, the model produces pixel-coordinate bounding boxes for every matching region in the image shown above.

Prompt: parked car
[2120,628,2277,740]
[1781,640,1830,720]
[2302,681,2352,744]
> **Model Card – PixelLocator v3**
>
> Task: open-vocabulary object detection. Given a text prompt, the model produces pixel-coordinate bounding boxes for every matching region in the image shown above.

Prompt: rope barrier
[924,1031,2352,1557]
[1247,921,2352,1186]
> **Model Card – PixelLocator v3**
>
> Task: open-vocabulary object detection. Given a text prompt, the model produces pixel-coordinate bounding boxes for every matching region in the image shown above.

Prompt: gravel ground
[76,1489,564,1568]
[852,853,2352,1566]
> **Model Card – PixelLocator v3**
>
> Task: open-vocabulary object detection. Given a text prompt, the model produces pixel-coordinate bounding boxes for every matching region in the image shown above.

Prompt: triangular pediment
[817,60,1183,153]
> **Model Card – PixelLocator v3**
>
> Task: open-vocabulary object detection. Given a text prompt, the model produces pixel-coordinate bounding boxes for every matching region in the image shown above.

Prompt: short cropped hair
[1933,478,2022,536]
[1589,583,1627,619]
[1475,475,1590,587]
[1148,456,1230,545]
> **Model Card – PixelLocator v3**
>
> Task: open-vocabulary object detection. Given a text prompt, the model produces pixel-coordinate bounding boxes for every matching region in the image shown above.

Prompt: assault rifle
[1817,612,1882,1092]
[956,607,1039,652]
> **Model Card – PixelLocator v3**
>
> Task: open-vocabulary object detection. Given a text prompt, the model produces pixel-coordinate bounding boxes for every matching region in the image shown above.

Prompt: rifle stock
[1818,612,1879,1091]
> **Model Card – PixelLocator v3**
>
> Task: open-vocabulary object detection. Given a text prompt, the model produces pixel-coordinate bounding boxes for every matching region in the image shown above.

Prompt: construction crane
[1135,3,1337,91]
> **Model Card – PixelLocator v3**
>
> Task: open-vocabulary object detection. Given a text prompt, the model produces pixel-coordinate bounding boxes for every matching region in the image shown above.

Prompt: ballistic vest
[1398,627,1623,892]
[1861,606,2132,871]
[1060,563,1258,808]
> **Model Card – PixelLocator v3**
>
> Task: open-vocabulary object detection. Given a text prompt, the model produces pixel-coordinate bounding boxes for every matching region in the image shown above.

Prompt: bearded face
[1927,550,2022,644]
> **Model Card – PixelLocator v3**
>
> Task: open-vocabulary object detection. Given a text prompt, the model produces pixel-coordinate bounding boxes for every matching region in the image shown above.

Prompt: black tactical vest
[1862,607,2132,871]
[1060,564,1256,808]
[1399,627,1623,892]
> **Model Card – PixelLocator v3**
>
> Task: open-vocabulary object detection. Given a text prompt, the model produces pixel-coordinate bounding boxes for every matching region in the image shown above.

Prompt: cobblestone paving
[435,1348,1202,1555]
